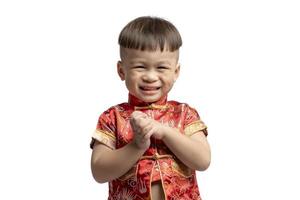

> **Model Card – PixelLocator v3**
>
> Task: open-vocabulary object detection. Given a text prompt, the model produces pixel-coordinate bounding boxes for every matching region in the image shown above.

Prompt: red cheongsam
[90,94,208,200]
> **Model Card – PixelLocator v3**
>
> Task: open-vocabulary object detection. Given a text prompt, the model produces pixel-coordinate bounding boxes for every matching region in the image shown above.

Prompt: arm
[141,118,211,171]
[161,127,211,171]
[91,140,146,183]
[91,111,152,183]
[136,115,210,171]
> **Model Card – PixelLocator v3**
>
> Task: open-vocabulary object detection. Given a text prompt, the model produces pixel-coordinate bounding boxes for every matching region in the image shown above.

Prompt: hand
[130,111,153,149]
[143,118,167,140]
[130,111,167,150]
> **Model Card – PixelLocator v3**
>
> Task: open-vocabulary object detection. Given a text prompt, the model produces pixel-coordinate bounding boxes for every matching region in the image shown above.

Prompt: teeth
[141,86,159,90]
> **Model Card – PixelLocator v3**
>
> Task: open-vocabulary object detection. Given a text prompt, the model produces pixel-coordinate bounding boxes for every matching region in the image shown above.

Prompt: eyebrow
[156,60,171,65]
[128,59,145,64]
[129,59,172,65]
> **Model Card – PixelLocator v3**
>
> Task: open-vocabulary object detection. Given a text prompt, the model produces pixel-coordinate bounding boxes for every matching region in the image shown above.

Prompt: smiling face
[117,48,180,103]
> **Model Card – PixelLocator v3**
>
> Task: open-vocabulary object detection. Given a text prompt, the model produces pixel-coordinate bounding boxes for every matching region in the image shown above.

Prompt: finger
[131,111,146,119]
[130,112,140,123]
[139,117,152,127]
[143,127,155,140]
[131,110,143,116]
[131,118,146,130]
[141,122,153,134]
[131,116,151,134]
[130,115,145,127]
[137,133,149,144]
[140,138,148,143]
[139,112,148,118]
[131,113,147,126]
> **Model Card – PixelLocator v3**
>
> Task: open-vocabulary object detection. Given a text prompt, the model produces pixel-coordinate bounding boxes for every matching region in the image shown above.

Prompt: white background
[1,0,299,199]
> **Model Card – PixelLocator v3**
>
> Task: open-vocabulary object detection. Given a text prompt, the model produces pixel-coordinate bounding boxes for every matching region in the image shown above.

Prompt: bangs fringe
[118,16,182,52]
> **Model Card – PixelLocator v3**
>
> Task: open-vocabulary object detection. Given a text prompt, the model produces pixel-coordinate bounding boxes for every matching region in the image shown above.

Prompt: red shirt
[90,94,208,200]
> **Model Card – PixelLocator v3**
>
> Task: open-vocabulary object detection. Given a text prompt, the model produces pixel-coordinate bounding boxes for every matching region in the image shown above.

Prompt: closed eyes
[131,65,170,71]
[133,65,145,69]
[157,66,169,69]
[157,66,170,71]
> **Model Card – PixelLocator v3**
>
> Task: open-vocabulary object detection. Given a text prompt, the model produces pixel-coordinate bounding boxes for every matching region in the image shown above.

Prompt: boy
[90,16,211,200]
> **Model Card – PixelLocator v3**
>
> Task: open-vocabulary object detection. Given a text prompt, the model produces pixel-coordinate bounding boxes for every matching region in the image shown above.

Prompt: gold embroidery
[140,153,173,161]
[172,161,193,178]
[134,104,169,110]
[149,162,154,200]
[184,120,207,136]
[157,161,167,200]
[94,129,116,141]
[92,129,116,149]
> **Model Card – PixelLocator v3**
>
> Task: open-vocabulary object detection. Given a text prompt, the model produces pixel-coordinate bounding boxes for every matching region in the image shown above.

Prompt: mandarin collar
[128,93,168,109]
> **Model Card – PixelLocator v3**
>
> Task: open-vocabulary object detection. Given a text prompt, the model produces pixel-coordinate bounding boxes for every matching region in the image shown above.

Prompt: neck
[128,94,167,107]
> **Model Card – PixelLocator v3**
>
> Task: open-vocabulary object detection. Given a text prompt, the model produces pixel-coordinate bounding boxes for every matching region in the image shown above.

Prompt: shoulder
[100,102,129,114]
[167,100,203,121]
[98,102,132,121]
[167,100,197,112]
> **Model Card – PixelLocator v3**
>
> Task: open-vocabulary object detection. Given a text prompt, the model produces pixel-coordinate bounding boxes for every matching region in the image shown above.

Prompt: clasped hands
[130,111,167,149]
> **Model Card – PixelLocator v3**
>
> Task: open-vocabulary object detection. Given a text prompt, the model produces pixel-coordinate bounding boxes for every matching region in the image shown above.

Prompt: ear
[117,61,125,81]
[174,63,180,81]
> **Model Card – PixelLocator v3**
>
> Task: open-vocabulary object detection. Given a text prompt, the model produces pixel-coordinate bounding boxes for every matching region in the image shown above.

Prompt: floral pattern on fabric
[91,94,207,200]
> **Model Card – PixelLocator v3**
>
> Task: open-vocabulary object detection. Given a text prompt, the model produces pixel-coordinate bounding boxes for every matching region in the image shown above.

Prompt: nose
[142,70,158,83]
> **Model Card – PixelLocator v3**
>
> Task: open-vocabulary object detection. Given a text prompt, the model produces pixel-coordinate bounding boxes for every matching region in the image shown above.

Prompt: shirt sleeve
[90,108,117,150]
[183,105,208,137]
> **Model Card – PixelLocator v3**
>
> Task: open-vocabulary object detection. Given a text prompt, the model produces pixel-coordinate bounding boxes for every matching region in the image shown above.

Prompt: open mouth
[139,86,161,91]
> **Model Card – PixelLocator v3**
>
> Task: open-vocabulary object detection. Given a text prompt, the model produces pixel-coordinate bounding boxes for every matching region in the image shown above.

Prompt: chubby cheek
[162,77,175,89]
[125,74,139,89]
[164,82,174,92]
[125,79,135,90]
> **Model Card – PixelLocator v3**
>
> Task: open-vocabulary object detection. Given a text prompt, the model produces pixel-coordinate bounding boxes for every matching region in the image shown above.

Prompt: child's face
[118,48,180,103]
